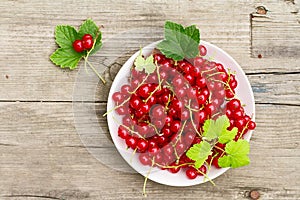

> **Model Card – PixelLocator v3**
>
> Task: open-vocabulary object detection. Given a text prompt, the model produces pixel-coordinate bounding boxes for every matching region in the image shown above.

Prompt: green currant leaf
[219,127,238,144]
[134,51,156,74]
[50,48,83,69]
[78,18,99,39]
[78,19,102,55]
[215,115,230,133]
[134,55,146,71]
[144,56,156,74]
[203,115,236,144]
[186,141,212,169]
[55,25,79,49]
[89,32,102,55]
[202,118,218,141]
[218,139,250,168]
[157,21,200,61]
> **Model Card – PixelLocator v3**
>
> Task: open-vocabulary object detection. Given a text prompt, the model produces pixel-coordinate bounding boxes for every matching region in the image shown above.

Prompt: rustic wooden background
[0,0,299,199]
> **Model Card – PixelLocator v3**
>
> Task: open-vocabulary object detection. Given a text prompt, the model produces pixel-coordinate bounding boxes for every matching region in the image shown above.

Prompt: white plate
[107,40,255,186]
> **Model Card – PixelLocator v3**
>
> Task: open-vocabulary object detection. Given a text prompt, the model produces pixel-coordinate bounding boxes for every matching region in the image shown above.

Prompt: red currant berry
[116,106,127,115]
[161,127,172,137]
[227,99,241,111]
[197,165,207,176]
[137,139,149,152]
[194,57,205,67]
[138,84,151,98]
[248,121,256,130]
[150,105,166,119]
[125,136,137,149]
[168,163,181,174]
[82,34,93,40]
[139,153,151,165]
[153,54,165,64]
[196,77,207,88]
[170,120,181,133]
[199,45,207,56]
[129,95,142,110]
[73,40,84,52]
[235,118,246,131]
[82,34,93,50]
[118,126,129,139]
[186,167,198,179]
[112,92,124,104]
[212,156,221,168]
[148,145,160,156]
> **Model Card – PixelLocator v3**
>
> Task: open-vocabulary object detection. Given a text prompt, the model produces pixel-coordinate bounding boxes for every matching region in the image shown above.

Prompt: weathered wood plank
[0,0,300,199]
[251,1,300,58]
[0,102,299,199]
[0,0,299,101]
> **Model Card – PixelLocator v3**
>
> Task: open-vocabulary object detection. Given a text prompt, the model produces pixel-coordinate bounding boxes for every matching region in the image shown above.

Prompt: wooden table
[0,0,299,199]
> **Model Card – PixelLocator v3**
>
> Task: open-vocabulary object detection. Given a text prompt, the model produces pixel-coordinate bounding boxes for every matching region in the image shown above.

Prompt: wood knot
[256,6,268,15]
[249,190,260,200]
[5,75,9,79]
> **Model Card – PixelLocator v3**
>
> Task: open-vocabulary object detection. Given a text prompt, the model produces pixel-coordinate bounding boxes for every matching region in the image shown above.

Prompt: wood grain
[251,3,300,58]
[0,0,299,199]
[0,102,299,200]
[0,0,299,102]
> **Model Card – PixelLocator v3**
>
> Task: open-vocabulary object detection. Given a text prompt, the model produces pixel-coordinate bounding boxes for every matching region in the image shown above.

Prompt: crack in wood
[2,194,60,199]
[256,102,300,107]
[63,145,114,149]
[0,143,16,146]
[246,71,300,75]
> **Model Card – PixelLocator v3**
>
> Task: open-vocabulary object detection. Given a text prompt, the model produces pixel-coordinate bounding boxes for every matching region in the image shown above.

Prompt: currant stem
[195,167,216,186]
[84,58,106,84]
[173,120,187,146]
[111,116,145,139]
[187,100,202,137]
[200,66,218,76]
[239,121,250,139]
[143,158,155,197]
[82,29,106,84]
[103,73,152,117]
[130,147,138,163]
[148,122,163,136]
[214,145,225,153]
[144,79,163,102]
[155,162,194,169]
[103,96,131,117]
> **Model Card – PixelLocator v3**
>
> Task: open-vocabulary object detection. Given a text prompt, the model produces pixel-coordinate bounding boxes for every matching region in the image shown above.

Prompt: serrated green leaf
[203,115,235,143]
[202,118,218,141]
[89,33,102,55]
[226,139,249,155]
[186,141,212,169]
[55,25,78,49]
[134,53,156,74]
[218,154,250,168]
[218,156,231,167]
[78,19,102,55]
[50,48,82,69]
[157,21,200,61]
[215,115,230,133]
[218,139,250,168]
[78,18,99,38]
[219,127,238,144]
[144,56,156,74]
[134,56,145,71]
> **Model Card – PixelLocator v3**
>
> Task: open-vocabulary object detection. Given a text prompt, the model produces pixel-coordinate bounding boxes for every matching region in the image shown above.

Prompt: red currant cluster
[112,45,256,180]
[72,34,94,53]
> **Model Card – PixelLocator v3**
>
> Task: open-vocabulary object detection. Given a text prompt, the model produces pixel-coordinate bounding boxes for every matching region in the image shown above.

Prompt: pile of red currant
[112,45,256,180]
[72,34,94,53]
